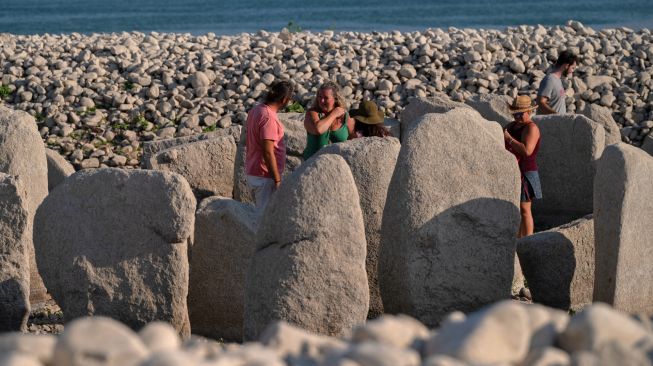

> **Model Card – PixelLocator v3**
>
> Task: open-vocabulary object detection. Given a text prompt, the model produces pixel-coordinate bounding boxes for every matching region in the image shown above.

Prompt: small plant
[69,131,82,140]
[0,85,12,99]
[123,81,134,91]
[286,21,302,33]
[112,122,129,131]
[132,114,151,130]
[285,101,305,113]
[33,113,46,122]
[76,106,98,116]
[202,125,217,133]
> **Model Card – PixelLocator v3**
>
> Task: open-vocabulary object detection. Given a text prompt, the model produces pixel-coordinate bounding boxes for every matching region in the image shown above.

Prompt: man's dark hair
[264,80,294,104]
[555,50,579,68]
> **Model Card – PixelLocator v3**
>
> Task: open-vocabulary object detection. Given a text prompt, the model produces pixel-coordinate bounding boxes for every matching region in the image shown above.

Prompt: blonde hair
[311,81,347,113]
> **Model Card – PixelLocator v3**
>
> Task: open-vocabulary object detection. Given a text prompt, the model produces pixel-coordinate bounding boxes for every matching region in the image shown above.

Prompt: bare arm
[536,96,556,115]
[506,124,540,157]
[346,116,356,139]
[262,139,281,187]
[304,107,345,135]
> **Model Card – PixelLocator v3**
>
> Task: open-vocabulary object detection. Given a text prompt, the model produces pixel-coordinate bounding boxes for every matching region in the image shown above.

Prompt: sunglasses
[512,112,524,118]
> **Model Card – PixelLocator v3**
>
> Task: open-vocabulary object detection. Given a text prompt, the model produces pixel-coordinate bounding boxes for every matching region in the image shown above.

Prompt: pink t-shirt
[245,103,286,178]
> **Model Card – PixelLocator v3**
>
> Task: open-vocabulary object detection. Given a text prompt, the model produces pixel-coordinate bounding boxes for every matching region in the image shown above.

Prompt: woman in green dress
[302,81,355,160]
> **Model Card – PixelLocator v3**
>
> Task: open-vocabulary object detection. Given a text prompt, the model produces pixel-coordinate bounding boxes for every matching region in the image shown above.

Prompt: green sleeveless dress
[302,111,349,160]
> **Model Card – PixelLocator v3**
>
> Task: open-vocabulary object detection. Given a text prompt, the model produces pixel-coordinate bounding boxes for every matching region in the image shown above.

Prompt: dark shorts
[521,171,543,202]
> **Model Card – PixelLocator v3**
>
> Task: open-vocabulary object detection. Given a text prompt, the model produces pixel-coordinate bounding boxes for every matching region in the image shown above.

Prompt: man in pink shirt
[245,80,294,209]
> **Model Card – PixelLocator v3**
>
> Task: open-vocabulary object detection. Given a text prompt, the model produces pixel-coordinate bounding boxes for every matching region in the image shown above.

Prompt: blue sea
[0,0,652,35]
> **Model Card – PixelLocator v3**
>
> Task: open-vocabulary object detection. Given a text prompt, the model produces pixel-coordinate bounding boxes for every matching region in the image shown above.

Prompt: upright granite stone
[0,174,30,332]
[465,94,513,127]
[0,106,49,307]
[147,136,236,200]
[593,143,653,314]
[580,104,622,146]
[532,114,605,226]
[379,108,521,327]
[233,113,306,204]
[33,168,196,336]
[141,125,242,165]
[189,197,258,341]
[244,154,369,340]
[517,216,595,311]
[44,149,75,192]
[399,95,471,139]
[315,137,401,318]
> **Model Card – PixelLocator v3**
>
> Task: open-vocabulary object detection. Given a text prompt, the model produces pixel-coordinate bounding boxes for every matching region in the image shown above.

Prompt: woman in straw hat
[504,95,542,237]
[349,100,393,138]
[302,81,355,160]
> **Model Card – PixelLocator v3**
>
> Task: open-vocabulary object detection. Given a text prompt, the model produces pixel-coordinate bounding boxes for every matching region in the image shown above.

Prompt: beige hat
[508,95,537,113]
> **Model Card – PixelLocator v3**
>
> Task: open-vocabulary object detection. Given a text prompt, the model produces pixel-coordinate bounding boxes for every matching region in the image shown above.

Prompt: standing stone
[399,95,472,140]
[379,108,521,327]
[315,137,401,318]
[233,124,254,204]
[464,94,513,127]
[384,118,401,140]
[33,168,196,335]
[141,125,241,165]
[189,197,258,341]
[244,154,369,340]
[0,106,49,308]
[44,148,75,192]
[532,114,605,227]
[517,215,594,311]
[579,105,622,146]
[593,143,653,314]
[147,136,237,200]
[0,174,30,331]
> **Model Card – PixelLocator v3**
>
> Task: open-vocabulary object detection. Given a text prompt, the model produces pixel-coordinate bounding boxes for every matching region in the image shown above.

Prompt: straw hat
[350,100,385,125]
[507,95,537,113]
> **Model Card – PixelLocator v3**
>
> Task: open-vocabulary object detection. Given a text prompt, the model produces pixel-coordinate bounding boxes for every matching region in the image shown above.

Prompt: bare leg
[518,201,534,238]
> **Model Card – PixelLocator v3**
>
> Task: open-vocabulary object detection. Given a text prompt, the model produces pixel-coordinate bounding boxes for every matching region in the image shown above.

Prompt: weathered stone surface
[147,136,237,199]
[334,342,421,366]
[384,118,401,140]
[259,321,346,363]
[0,333,56,365]
[189,197,258,341]
[0,353,42,366]
[531,114,605,224]
[593,143,653,314]
[579,104,622,146]
[517,215,594,311]
[315,137,400,318]
[244,154,369,340]
[522,347,571,366]
[0,106,49,308]
[379,108,520,326]
[279,113,307,157]
[33,168,195,335]
[558,303,651,353]
[523,303,569,350]
[512,256,525,296]
[141,125,242,165]
[399,95,471,139]
[233,124,254,204]
[0,174,30,332]
[352,314,429,349]
[44,149,75,192]
[424,301,531,365]
[52,316,149,366]
[465,94,513,127]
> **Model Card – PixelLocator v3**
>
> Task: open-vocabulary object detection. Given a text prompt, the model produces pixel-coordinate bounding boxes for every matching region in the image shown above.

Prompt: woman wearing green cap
[302,81,355,160]
[350,100,392,138]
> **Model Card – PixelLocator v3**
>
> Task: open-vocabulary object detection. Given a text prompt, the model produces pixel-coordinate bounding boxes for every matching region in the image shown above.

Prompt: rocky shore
[4,301,653,366]
[0,20,652,169]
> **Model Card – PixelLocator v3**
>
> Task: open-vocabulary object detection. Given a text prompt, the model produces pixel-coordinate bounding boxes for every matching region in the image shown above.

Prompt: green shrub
[285,101,305,113]
[0,85,12,99]
[286,21,302,33]
[202,125,217,133]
